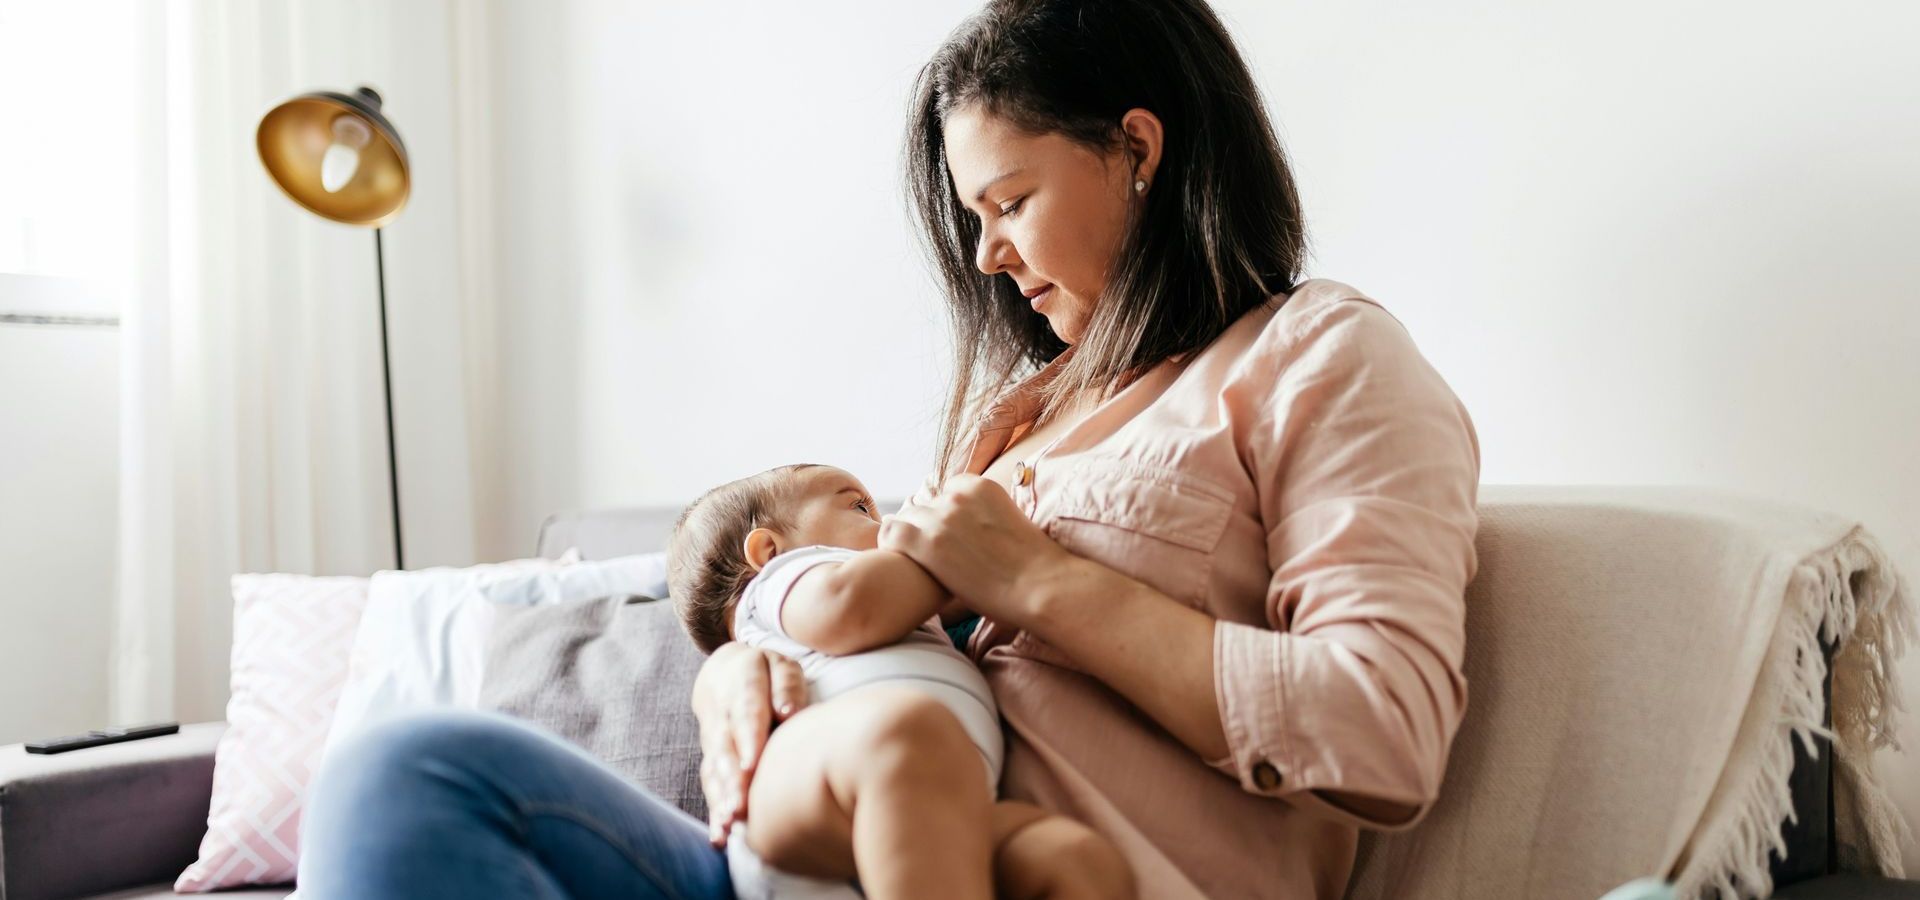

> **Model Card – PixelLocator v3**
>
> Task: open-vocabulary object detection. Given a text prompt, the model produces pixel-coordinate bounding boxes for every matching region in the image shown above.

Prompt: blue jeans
[300,708,733,899]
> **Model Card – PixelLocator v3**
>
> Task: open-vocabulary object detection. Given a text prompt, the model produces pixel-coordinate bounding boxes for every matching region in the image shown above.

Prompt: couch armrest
[0,721,222,900]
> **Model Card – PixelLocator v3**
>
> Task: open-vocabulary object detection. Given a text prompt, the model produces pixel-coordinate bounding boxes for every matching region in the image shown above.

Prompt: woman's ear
[742,527,781,573]
[1119,107,1164,190]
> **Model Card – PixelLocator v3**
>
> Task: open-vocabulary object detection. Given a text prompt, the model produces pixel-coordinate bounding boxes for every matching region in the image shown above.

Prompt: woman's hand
[691,642,808,847]
[877,474,1072,626]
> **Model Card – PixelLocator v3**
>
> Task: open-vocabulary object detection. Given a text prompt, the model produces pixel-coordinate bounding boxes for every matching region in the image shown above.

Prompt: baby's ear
[742,526,780,573]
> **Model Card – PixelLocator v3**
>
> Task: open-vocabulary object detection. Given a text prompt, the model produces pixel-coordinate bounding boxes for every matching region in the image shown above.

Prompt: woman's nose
[974,230,1016,275]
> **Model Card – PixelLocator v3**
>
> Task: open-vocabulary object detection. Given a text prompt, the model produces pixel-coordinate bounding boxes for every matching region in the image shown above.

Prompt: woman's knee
[311,709,540,811]
[326,707,515,765]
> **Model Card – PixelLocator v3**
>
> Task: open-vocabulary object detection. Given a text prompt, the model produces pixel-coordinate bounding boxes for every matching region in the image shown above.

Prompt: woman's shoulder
[1223,277,1481,472]
[1218,277,1421,371]
[1268,277,1407,335]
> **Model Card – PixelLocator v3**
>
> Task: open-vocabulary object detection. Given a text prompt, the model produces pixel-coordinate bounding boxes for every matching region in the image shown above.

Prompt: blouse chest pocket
[1033,458,1235,611]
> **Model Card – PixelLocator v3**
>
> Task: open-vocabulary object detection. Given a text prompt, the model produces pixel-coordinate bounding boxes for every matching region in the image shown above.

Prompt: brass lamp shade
[257,86,410,227]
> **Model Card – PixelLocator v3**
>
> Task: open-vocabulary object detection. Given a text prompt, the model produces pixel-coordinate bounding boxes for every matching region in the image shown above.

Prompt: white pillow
[321,550,669,758]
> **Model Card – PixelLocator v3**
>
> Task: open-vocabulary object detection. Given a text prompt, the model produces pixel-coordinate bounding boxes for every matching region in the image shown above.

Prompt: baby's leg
[990,801,1135,900]
[742,685,995,900]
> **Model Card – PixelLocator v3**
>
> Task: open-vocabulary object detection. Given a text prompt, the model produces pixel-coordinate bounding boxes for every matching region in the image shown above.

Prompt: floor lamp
[255,86,411,570]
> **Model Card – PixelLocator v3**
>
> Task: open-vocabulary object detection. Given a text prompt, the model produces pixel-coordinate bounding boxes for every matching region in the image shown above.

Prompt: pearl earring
[1134,179,1147,193]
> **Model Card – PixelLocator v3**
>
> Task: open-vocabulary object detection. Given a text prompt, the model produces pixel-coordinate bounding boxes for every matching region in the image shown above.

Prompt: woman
[301,0,1480,897]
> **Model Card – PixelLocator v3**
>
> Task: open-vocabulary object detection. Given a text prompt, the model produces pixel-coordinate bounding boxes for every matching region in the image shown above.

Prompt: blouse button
[1014,461,1033,487]
[1252,760,1283,791]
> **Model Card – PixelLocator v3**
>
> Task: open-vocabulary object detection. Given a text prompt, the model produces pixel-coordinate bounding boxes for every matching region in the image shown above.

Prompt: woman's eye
[998,198,1024,218]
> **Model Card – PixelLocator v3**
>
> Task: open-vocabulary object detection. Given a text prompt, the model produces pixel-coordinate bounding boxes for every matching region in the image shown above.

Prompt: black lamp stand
[375,227,404,571]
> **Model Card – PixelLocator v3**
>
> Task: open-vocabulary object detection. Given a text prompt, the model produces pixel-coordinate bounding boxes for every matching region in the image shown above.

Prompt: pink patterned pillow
[174,574,369,892]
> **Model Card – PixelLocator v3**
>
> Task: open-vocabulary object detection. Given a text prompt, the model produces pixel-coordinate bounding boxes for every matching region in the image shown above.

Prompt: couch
[2,486,1913,899]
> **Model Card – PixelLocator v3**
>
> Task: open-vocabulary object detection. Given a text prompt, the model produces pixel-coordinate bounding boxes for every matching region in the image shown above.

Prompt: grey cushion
[477,594,708,822]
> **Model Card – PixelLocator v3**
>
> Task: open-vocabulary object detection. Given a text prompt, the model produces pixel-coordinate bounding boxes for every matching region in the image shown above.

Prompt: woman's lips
[1027,285,1054,310]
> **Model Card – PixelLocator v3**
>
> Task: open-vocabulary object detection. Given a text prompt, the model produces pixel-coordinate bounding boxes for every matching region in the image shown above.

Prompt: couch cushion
[477,594,707,821]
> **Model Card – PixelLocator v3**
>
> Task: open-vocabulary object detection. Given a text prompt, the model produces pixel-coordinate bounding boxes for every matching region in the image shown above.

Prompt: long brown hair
[905,0,1309,481]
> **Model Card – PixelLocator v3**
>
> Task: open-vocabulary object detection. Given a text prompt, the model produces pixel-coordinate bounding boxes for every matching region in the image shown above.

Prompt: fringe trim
[1675,528,1915,899]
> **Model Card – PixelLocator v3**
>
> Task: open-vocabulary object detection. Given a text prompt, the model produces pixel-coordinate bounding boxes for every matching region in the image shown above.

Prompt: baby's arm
[780,550,949,655]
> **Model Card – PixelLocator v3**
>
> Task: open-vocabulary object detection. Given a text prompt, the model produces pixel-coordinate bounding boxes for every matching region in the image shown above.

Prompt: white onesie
[724,545,1004,899]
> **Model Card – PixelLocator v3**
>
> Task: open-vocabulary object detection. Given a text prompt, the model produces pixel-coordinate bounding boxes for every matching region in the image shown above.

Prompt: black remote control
[24,722,180,755]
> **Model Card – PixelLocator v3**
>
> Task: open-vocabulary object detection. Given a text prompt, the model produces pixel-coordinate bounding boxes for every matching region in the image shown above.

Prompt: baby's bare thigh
[741,700,863,880]
[744,685,988,877]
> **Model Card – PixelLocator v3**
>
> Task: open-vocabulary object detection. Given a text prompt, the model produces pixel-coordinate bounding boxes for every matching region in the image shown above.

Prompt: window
[0,1,140,299]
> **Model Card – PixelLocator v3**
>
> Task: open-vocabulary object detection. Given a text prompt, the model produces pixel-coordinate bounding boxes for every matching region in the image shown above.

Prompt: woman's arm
[781,550,950,655]
[1016,554,1430,826]
[1009,557,1229,759]
[1208,298,1478,829]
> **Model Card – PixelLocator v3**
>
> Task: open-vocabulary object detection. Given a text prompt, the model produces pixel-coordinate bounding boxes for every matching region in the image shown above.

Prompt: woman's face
[942,104,1144,345]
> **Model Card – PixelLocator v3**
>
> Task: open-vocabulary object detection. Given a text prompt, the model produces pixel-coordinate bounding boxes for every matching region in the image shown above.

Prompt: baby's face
[780,466,884,552]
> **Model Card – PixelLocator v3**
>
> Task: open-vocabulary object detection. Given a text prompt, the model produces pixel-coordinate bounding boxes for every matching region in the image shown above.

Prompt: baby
[667,463,1134,900]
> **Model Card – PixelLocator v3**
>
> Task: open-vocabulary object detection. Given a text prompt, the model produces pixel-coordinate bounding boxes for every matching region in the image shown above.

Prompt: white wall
[478,0,1919,869]
[0,319,117,746]
[473,0,973,559]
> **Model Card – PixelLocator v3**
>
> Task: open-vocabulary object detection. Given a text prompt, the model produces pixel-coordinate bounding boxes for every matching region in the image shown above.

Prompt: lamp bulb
[320,114,374,193]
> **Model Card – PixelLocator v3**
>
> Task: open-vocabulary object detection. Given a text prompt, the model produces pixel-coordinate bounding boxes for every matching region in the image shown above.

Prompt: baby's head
[666,463,885,653]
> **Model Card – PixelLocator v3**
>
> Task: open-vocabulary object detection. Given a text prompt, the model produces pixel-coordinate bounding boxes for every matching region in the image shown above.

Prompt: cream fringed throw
[1673,515,1912,897]
[1345,485,1913,900]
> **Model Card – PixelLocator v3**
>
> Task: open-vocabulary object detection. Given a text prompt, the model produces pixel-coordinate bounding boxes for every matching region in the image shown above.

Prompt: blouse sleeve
[1211,296,1481,831]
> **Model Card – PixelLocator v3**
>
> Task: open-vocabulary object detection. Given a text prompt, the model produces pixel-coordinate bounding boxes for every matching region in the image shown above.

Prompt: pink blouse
[900,279,1482,898]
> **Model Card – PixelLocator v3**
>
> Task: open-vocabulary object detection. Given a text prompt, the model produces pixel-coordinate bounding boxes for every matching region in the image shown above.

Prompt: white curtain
[115,0,491,725]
